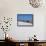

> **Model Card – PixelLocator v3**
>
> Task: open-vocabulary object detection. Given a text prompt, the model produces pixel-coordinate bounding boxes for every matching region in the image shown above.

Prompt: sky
[17,14,33,21]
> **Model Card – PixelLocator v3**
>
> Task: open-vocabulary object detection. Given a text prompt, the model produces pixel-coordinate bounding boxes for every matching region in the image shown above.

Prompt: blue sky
[17,14,33,21]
